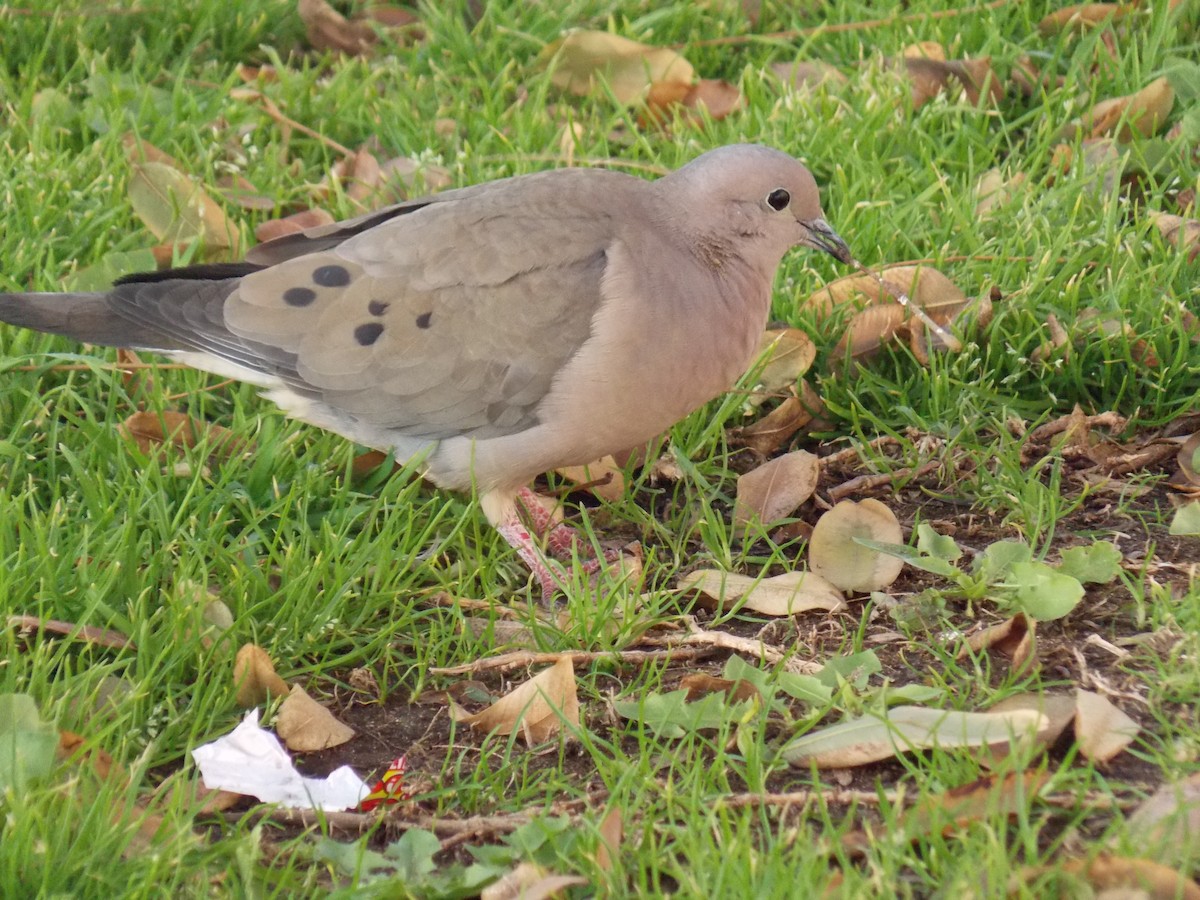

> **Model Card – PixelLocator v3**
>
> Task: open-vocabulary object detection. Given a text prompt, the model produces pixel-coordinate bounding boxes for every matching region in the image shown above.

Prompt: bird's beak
[801,217,852,264]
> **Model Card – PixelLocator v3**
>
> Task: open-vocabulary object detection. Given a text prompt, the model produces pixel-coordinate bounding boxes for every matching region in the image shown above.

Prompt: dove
[0,143,850,597]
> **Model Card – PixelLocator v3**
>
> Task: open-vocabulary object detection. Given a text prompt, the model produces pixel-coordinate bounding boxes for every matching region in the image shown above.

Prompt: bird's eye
[766,188,790,211]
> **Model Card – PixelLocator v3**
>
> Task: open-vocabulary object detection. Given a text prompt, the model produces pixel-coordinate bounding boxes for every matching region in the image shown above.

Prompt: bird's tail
[0,292,175,350]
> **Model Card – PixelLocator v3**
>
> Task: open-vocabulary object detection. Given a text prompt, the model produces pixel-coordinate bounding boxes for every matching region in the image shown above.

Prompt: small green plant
[860,525,1122,621]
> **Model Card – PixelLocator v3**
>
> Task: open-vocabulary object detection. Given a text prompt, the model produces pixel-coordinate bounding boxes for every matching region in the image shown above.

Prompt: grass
[2,0,1200,897]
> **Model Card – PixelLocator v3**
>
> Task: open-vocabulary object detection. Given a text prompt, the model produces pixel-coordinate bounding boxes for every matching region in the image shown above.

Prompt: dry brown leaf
[233,643,290,708]
[678,674,761,704]
[730,382,824,456]
[378,155,452,197]
[678,569,845,616]
[837,304,907,362]
[771,60,848,93]
[255,208,337,245]
[961,613,1037,675]
[58,731,166,851]
[982,692,1075,763]
[1176,432,1200,485]
[807,266,968,361]
[643,78,744,127]
[808,499,904,593]
[1018,856,1200,899]
[1012,55,1065,97]
[542,31,693,105]
[733,450,819,530]
[481,862,587,900]
[1147,210,1200,263]
[1074,688,1139,762]
[1032,313,1072,363]
[122,133,185,169]
[453,656,580,744]
[118,410,248,460]
[897,54,1002,109]
[1077,308,1160,367]
[555,455,626,503]
[8,615,135,651]
[843,771,1049,858]
[1039,3,1131,34]
[750,328,817,403]
[1064,76,1175,142]
[298,0,420,55]
[974,168,1028,217]
[275,684,356,751]
[595,806,623,873]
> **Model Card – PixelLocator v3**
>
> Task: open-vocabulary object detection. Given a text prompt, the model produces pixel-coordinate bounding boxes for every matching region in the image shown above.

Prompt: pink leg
[503,487,637,598]
[516,486,591,562]
[495,517,564,601]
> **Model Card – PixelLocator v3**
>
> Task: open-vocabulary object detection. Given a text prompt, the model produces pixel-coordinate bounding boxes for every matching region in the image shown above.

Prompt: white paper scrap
[191,709,369,811]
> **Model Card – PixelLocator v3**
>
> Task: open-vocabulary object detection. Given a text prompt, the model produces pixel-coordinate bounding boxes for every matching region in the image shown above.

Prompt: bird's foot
[501,489,642,600]
[512,486,588,561]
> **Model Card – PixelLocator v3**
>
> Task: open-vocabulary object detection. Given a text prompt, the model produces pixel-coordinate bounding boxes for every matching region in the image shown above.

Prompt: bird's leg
[515,486,627,580]
[494,516,565,601]
[515,486,595,562]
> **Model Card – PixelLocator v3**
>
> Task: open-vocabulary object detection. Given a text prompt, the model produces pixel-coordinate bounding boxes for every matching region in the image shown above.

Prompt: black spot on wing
[368,299,390,316]
[313,265,351,287]
[354,322,384,346]
[415,311,432,329]
[283,287,317,307]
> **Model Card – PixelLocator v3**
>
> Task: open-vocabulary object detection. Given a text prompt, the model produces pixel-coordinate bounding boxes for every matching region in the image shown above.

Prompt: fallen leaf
[299,0,390,56]
[1177,432,1200,485]
[733,450,819,530]
[771,60,848,93]
[1038,3,1131,35]
[275,684,356,752]
[961,613,1036,675]
[643,78,743,127]
[233,643,290,709]
[730,382,824,456]
[678,674,761,705]
[842,771,1049,857]
[119,410,248,460]
[808,499,904,592]
[481,862,587,900]
[1017,855,1200,899]
[783,704,1048,768]
[974,168,1028,217]
[1074,689,1138,762]
[255,208,337,244]
[542,31,694,105]
[128,161,240,257]
[453,656,579,743]
[1063,76,1175,143]
[555,454,626,502]
[749,328,817,404]
[595,806,623,872]
[898,55,1002,109]
[8,615,135,651]
[679,569,845,616]
[1147,210,1200,263]
[982,691,1076,762]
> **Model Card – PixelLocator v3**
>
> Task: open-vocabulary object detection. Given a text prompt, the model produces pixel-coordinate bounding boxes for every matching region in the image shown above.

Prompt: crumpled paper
[191,709,368,810]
